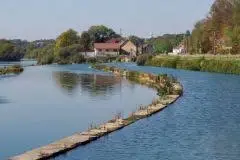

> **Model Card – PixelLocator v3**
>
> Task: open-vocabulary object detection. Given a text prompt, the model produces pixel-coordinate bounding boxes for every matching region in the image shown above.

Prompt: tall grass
[145,56,240,75]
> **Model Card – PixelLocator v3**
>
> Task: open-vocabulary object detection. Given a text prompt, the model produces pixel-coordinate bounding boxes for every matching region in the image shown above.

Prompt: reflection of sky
[0,64,157,160]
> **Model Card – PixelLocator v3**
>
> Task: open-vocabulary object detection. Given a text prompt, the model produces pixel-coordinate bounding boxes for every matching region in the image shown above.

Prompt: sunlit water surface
[0,64,157,159]
[54,63,240,160]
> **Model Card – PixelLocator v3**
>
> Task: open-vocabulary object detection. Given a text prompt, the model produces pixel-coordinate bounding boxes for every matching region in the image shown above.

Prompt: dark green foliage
[148,34,184,54]
[153,38,173,53]
[25,39,54,59]
[0,40,25,61]
[86,57,97,63]
[88,25,120,43]
[128,35,144,47]
[36,44,55,65]
[80,31,91,51]
[136,54,152,66]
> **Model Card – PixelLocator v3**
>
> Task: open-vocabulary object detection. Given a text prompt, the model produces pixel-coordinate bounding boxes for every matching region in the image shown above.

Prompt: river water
[54,63,240,160]
[0,64,157,160]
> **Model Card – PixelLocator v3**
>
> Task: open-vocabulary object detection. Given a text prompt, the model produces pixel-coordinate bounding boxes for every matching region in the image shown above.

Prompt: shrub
[136,54,151,66]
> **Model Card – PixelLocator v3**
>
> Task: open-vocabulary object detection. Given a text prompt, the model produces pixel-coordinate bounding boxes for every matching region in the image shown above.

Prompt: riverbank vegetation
[0,65,24,75]
[137,54,240,74]
[27,25,121,65]
[92,64,183,96]
[0,40,26,61]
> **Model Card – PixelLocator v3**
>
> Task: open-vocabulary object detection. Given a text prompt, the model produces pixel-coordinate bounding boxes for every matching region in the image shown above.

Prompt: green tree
[153,39,173,54]
[55,29,80,50]
[128,35,144,47]
[80,31,91,51]
[88,25,119,43]
[0,40,23,61]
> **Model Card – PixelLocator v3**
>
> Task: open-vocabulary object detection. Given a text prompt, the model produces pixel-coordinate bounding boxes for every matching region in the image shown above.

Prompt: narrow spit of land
[0,65,23,75]
[9,65,183,160]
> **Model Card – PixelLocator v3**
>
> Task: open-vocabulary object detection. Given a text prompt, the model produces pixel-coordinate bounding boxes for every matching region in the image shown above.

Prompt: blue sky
[0,0,214,41]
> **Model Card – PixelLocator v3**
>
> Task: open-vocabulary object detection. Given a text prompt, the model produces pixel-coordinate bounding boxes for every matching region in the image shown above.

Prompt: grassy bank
[138,55,240,75]
[0,65,24,75]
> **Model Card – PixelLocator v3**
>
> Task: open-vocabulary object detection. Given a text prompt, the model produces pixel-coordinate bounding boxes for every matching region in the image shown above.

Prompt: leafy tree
[0,40,24,61]
[153,38,173,54]
[128,35,144,47]
[80,31,91,51]
[88,25,119,43]
[189,0,240,54]
[55,29,80,50]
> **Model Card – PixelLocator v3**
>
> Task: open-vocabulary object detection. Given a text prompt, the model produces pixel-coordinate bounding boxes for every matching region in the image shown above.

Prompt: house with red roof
[94,38,153,57]
[94,43,121,57]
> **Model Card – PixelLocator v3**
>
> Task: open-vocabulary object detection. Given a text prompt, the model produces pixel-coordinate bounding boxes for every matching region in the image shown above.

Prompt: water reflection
[0,96,9,104]
[53,72,121,96]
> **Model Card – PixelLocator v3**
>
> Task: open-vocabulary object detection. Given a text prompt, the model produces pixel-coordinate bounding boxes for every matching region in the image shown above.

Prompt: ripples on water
[0,64,157,160]
[54,63,240,160]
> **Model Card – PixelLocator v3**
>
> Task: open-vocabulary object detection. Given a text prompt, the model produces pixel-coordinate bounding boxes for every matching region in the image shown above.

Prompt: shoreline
[9,64,183,160]
[0,65,24,75]
[138,55,240,75]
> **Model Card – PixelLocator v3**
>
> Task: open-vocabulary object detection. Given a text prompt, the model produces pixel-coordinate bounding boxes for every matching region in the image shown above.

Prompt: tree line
[188,0,240,54]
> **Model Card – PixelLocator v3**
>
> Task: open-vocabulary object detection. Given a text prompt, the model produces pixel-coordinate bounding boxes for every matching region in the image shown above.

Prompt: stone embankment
[9,65,183,160]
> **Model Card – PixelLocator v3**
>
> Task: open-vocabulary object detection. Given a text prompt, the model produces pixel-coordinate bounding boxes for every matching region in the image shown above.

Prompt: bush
[71,54,85,64]
[136,54,152,66]
[86,57,97,63]
[37,54,54,65]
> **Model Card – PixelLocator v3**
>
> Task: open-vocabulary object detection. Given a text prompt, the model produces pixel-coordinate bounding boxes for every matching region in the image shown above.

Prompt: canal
[0,64,157,160]
[54,63,240,160]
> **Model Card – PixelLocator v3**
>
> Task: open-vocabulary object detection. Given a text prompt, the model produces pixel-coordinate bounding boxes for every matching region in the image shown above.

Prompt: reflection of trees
[53,72,121,96]
[0,96,9,104]
[79,74,121,96]
[53,72,79,94]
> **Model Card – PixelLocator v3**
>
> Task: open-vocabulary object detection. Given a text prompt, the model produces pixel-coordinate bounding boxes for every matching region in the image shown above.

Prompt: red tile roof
[94,43,120,50]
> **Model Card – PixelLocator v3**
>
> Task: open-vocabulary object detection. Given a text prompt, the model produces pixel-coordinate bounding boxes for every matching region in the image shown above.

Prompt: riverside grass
[0,65,24,75]
[144,55,240,74]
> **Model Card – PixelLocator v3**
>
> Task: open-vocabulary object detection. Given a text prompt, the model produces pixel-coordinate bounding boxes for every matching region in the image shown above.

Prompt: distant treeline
[0,25,125,64]
[0,39,26,61]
